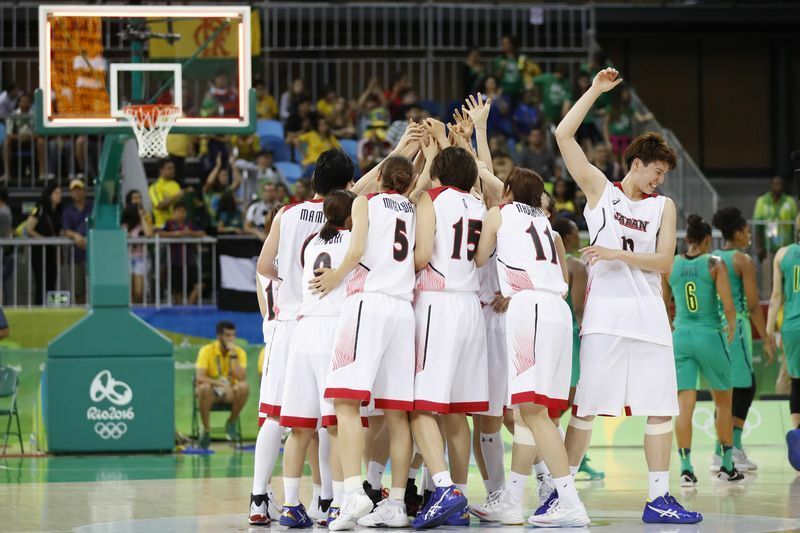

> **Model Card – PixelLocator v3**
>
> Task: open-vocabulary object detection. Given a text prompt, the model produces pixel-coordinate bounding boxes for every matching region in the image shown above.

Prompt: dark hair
[503,167,544,208]
[554,178,575,202]
[320,189,356,241]
[551,217,577,240]
[501,34,519,53]
[216,320,236,335]
[256,150,272,159]
[0,185,8,204]
[431,147,478,192]
[312,149,354,195]
[2,81,17,92]
[685,214,712,244]
[379,156,414,193]
[124,189,140,207]
[712,206,748,242]
[624,132,677,171]
[159,159,174,171]
[40,180,60,208]
[218,191,238,214]
[120,204,140,230]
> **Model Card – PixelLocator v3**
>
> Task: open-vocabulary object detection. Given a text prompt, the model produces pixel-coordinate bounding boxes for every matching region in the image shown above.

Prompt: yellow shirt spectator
[257,94,278,119]
[148,176,181,228]
[166,134,192,158]
[297,131,340,167]
[316,98,335,119]
[231,134,262,161]
[196,341,248,384]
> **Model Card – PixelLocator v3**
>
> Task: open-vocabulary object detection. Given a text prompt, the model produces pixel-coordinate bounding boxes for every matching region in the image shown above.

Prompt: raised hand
[423,118,448,147]
[465,93,491,129]
[420,134,439,162]
[452,107,474,140]
[591,67,623,93]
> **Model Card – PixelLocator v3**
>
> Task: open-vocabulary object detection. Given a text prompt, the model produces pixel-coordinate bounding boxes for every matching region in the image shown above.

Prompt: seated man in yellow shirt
[195,320,249,448]
[295,117,340,171]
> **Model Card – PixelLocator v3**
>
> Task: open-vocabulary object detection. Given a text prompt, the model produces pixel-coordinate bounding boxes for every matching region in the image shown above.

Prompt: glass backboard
[35,5,255,135]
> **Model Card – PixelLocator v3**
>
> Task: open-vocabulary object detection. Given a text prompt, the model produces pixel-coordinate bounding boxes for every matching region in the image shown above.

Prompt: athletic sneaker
[405,479,423,517]
[733,447,758,471]
[443,506,470,526]
[716,466,745,482]
[198,431,211,450]
[225,419,237,442]
[328,490,374,531]
[357,499,410,528]
[576,455,605,481]
[308,497,328,522]
[527,501,590,528]
[411,485,468,529]
[266,486,281,520]
[680,470,698,488]
[421,489,433,510]
[536,473,556,507]
[533,489,558,516]
[326,506,340,527]
[641,493,702,524]
[279,503,315,528]
[469,489,524,525]
[788,428,800,471]
[363,480,384,509]
[249,493,271,525]
[709,453,721,472]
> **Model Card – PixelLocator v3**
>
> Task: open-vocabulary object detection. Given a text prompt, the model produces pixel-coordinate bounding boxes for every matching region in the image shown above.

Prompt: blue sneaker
[642,493,702,524]
[412,486,467,529]
[279,503,314,528]
[533,490,558,516]
[787,428,800,471]
[327,506,340,527]
[444,505,470,526]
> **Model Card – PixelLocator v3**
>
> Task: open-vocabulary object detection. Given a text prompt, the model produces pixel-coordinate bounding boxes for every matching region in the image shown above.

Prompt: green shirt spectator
[534,69,571,124]
[493,36,524,100]
[753,176,797,256]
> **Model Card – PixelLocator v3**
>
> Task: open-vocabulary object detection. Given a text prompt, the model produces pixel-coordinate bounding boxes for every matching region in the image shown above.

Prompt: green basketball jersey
[566,253,580,333]
[669,254,722,330]
[712,248,747,315]
[780,243,800,332]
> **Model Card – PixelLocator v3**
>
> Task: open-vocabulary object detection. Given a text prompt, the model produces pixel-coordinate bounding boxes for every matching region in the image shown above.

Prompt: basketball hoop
[122,104,181,158]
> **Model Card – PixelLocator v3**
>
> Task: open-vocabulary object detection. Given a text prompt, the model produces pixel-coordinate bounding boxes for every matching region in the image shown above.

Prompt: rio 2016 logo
[88,370,135,440]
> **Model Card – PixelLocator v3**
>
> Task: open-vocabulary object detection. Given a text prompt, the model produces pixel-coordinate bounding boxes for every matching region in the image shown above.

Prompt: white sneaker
[249,494,270,525]
[357,499,410,527]
[733,447,758,471]
[469,489,524,525]
[709,453,722,472]
[537,474,556,507]
[266,486,282,520]
[328,490,374,531]
[308,496,327,522]
[527,501,591,528]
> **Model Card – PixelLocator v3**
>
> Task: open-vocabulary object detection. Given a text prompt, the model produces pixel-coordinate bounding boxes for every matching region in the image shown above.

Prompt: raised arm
[464,94,493,174]
[203,154,223,193]
[474,206,501,267]
[737,251,775,361]
[229,153,243,191]
[310,195,369,296]
[712,258,737,344]
[555,68,623,208]
[256,207,283,280]
[414,191,435,271]
[766,246,787,342]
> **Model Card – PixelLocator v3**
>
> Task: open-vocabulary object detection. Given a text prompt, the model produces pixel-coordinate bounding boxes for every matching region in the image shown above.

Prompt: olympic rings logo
[89,370,133,406]
[94,422,128,440]
[692,406,762,439]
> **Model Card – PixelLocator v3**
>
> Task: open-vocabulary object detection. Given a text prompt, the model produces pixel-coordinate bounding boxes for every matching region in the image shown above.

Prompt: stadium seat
[262,137,292,162]
[0,123,6,146]
[339,139,359,163]
[256,119,284,140]
[0,365,22,455]
[190,376,242,446]
[506,137,517,155]
[275,161,304,184]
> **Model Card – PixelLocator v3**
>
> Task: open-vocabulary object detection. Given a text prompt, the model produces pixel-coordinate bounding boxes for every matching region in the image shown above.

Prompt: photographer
[195,320,249,449]
[244,182,280,241]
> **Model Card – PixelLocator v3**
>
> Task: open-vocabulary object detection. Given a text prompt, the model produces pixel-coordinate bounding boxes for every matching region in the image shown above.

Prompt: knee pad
[512,410,536,446]
[732,379,757,420]
[568,417,594,431]
[644,421,673,435]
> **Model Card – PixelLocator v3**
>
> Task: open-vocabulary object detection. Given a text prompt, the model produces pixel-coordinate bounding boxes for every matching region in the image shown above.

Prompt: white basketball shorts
[258,319,297,425]
[324,292,415,410]
[413,291,489,414]
[573,333,679,417]
[506,291,572,416]
[279,316,338,428]
[475,304,507,417]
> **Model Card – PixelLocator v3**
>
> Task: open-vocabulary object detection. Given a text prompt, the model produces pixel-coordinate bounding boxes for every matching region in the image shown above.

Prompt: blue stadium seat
[257,119,284,139]
[339,139,359,163]
[0,123,5,146]
[262,137,292,162]
[506,137,517,155]
[275,161,303,184]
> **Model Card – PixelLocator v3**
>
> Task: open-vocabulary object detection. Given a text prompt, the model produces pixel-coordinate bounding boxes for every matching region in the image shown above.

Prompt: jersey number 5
[451,218,482,261]
[685,281,698,312]
[525,222,558,264]
[394,219,409,261]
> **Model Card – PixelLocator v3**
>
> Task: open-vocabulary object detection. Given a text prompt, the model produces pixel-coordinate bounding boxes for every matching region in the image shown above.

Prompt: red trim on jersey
[413,399,490,414]
[427,185,466,202]
[571,404,633,417]
[280,415,318,429]
[498,202,513,210]
[282,202,301,213]
[307,198,324,203]
[324,387,371,405]
[259,402,281,417]
[509,391,569,412]
[613,181,658,198]
[283,198,324,213]
[374,398,415,411]
[366,190,400,200]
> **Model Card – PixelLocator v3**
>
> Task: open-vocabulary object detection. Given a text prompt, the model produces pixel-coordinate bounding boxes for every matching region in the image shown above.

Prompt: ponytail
[319,189,356,241]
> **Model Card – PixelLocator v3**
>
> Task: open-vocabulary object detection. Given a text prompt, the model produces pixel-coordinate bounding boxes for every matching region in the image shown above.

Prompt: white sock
[432,470,454,488]
[480,432,506,493]
[533,461,550,477]
[332,481,345,507]
[553,475,580,507]
[252,419,283,494]
[569,465,579,477]
[389,487,405,501]
[312,484,322,507]
[344,475,362,496]
[408,467,419,482]
[366,461,385,489]
[648,471,669,501]
[284,477,301,506]
[456,483,468,496]
[318,429,333,500]
[506,471,528,504]
[558,426,566,442]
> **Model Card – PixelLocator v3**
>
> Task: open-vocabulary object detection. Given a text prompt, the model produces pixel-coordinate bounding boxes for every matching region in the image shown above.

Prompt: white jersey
[346,192,416,301]
[478,252,501,305]
[495,202,568,297]
[582,181,671,346]
[416,187,485,293]
[275,199,326,320]
[299,230,352,317]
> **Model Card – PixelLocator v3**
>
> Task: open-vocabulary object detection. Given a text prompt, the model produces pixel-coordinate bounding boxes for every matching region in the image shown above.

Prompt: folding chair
[0,365,23,455]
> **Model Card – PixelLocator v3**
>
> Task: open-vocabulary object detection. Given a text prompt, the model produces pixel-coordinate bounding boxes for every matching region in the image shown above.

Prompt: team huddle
[247,68,706,529]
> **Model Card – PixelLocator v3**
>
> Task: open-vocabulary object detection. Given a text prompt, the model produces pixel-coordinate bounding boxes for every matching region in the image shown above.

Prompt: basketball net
[122,104,181,159]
